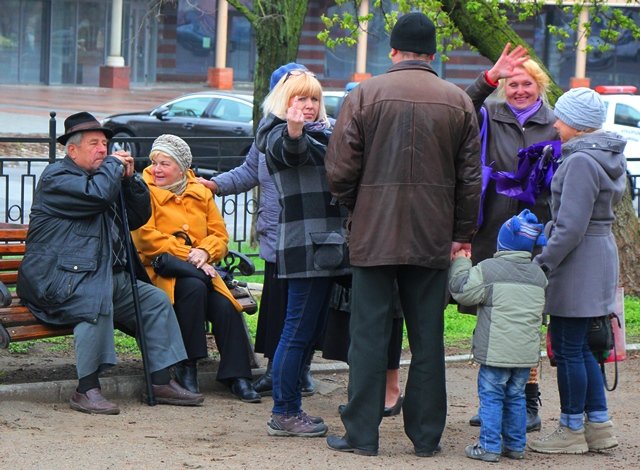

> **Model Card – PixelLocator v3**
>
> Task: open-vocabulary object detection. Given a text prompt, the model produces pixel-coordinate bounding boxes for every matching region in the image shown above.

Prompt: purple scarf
[507,99,543,126]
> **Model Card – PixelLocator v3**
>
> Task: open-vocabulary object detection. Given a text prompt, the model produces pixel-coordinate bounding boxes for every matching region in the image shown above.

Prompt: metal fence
[1,113,639,233]
[0,113,259,259]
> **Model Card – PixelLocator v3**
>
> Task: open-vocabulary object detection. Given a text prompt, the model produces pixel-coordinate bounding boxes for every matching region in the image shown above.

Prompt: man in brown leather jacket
[325,12,481,457]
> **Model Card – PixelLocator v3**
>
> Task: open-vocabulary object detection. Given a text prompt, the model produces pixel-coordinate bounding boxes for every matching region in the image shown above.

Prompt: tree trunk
[445,0,640,296]
[225,1,309,249]
[614,185,640,296]
[227,0,309,131]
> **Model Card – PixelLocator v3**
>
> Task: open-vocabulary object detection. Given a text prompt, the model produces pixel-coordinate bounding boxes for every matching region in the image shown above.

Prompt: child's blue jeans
[478,365,530,453]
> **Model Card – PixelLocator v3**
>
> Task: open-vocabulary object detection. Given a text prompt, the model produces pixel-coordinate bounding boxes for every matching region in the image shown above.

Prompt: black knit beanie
[389,12,436,55]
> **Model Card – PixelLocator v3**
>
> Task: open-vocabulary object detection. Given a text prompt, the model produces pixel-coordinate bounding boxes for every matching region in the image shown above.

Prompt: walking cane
[118,189,156,406]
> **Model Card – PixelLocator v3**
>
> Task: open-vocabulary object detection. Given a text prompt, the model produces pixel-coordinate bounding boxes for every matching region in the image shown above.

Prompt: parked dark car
[101,91,255,172]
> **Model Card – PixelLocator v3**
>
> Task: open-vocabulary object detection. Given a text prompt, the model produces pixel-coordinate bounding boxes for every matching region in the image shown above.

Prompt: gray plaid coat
[256,114,350,279]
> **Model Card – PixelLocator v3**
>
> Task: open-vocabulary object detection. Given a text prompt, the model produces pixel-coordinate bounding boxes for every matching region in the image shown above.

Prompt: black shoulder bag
[588,313,620,391]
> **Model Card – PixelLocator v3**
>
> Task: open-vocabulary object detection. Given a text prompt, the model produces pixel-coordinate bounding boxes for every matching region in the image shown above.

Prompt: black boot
[525,383,542,432]
[252,360,273,396]
[175,361,199,394]
[299,361,315,397]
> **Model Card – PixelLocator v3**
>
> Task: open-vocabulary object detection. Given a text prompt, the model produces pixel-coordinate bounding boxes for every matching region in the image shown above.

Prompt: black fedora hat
[57,111,114,145]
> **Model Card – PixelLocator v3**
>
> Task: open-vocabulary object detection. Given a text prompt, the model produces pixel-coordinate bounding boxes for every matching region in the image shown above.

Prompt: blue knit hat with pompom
[497,209,547,252]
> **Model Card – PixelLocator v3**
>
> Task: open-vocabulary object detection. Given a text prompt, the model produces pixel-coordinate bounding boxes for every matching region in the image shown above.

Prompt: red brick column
[208,67,234,90]
[351,72,372,82]
[569,77,591,89]
[99,66,131,89]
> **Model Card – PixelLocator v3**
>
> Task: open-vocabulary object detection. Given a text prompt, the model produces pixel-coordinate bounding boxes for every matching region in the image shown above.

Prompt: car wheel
[109,131,138,158]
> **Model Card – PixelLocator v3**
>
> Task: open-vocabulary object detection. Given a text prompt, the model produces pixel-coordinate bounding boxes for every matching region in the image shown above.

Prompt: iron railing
[0,113,260,266]
[1,113,639,233]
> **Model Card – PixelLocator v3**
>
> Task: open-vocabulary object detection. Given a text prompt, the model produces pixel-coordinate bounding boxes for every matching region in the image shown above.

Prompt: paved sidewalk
[0,353,475,404]
[2,347,637,404]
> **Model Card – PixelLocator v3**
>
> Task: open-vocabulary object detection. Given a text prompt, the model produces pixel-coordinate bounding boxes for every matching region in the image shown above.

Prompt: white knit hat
[150,134,192,171]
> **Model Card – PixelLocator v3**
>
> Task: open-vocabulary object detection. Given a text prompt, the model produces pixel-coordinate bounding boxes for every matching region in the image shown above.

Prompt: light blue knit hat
[553,87,605,131]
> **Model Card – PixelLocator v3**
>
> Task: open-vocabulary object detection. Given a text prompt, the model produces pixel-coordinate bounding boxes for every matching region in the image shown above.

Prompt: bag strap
[477,107,490,226]
[601,312,619,392]
[479,107,488,167]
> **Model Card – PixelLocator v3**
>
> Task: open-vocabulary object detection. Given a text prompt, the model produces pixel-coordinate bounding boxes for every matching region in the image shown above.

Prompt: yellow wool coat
[132,167,242,312]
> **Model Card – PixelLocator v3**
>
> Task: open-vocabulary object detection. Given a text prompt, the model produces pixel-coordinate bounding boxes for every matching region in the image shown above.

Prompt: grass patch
[8,336,72,354]
[7,295,640,358]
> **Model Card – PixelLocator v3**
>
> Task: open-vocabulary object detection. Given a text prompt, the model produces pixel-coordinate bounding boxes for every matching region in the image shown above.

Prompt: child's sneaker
[465,444,500,462]
[267,413,328,437]
[585,420,618,451]
[528,425,589,454]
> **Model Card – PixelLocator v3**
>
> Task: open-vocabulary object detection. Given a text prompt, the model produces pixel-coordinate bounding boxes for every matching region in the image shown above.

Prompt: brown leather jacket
[325,60,481,269]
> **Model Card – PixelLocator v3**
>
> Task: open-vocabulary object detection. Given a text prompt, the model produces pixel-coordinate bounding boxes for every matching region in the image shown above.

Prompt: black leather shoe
[253,362,273,396]
[253,373,273,396]
[299,363,315,397]
[383,395,403,417]
[175,362,199,394]
[338,404,346,414]
[231,378,261,403]
[326,435,378,456]
[469,414,481,427]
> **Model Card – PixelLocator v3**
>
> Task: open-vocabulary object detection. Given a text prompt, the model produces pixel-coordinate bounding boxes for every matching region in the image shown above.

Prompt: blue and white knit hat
[497,209,547,252]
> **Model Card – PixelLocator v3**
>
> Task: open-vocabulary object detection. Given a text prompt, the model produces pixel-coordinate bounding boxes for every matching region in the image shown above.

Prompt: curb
[1,345,637,404]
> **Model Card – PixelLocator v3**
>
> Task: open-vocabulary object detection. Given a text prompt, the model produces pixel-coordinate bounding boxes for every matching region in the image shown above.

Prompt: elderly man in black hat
[325,12,481,456]
[17,112,203,414]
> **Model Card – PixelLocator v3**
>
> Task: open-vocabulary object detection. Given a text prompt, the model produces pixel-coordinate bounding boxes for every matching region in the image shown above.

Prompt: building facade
[1,0,638,90]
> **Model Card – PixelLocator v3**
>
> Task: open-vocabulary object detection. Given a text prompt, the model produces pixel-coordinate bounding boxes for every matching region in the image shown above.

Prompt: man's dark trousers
[341,265,448,454]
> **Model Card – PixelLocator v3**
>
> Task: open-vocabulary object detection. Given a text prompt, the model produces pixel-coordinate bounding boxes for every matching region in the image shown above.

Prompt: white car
[322,90,347,119]
[596,86,640,202]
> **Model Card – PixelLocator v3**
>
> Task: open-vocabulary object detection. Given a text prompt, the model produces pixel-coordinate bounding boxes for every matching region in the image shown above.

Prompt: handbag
[151,253,213,290]
[215,250,258,315]
[152,252,258,314]
[588,314,615,363]
[589,313,621,391]
[546,312,621,391]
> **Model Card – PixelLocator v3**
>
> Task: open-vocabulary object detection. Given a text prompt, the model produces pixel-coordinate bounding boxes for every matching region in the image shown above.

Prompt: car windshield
[208,98,252,123]
[614,102,640,128]
[164,96,211,118]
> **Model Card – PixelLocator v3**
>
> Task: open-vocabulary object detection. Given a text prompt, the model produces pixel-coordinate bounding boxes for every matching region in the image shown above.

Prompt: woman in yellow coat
[132,134,260,403]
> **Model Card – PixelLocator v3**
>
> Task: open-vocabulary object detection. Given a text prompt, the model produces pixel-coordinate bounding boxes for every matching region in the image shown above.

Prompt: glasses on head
[283,70,316,83]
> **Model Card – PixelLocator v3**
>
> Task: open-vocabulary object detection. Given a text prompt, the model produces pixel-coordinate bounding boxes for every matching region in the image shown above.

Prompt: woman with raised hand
[256,70,350,437]
[464,43,559,431]
[196,63,317,398]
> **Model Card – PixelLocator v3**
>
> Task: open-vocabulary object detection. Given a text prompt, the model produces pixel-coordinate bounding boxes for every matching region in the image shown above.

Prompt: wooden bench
[0,223,258,367]
[0,223,73,347]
